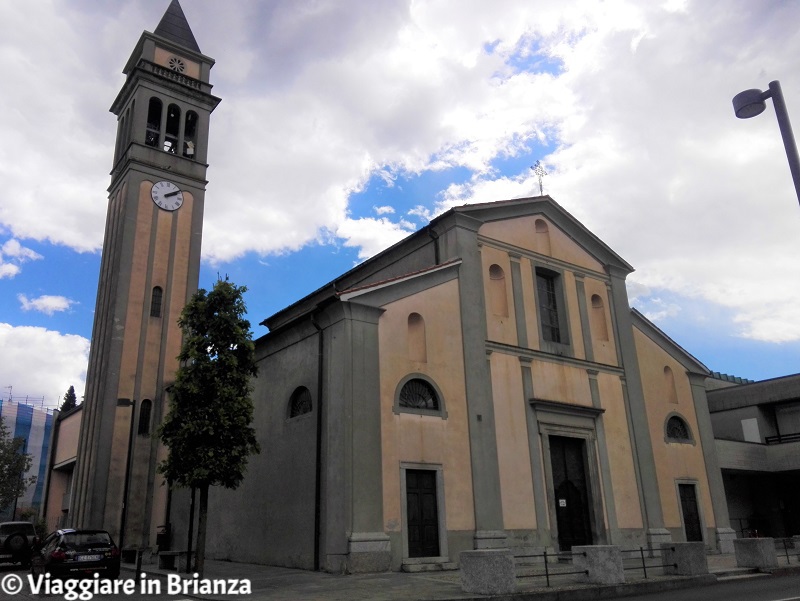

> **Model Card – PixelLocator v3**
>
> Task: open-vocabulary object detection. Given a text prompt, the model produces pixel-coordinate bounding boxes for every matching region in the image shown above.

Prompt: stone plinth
[347,532,391,573]
[716,528,737,554]
[661,542,708,575]
[573,545,625,585]
[734,537,777,569]
[460,549,516,595]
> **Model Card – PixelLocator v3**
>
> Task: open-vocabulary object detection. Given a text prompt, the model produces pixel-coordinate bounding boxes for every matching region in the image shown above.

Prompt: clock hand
[164,190,181,198]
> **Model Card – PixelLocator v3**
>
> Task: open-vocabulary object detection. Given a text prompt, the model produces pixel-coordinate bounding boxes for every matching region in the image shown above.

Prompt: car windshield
[61,532,113,549]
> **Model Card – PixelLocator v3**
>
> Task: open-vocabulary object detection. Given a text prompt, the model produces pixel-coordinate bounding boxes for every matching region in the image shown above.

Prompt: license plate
[78,554,102,561]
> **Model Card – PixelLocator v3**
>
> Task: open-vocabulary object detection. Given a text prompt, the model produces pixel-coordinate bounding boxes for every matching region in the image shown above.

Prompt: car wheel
[5,534,27,554]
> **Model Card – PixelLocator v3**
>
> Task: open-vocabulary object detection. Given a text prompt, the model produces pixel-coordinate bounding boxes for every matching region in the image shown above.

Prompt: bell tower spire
[71,1,220,551]
[154,0,202,53]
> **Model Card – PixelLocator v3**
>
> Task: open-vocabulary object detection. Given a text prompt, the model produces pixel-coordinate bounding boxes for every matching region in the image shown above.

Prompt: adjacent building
[0,400,54,520]
[708,373,800,538]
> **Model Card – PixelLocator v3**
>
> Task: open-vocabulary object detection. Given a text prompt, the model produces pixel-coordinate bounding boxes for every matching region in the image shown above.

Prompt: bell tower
[72,0,220,550]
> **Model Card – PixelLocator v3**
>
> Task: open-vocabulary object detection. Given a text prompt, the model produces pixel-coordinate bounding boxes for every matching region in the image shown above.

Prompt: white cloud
[374,205,395,215]
[0,0,798,351]
[335,216,416,260]
[18,294,76,316]
[0,323,89,406]
[0,238,42,278]
[638,298,682,323]
[2,239,42,262]
[0,263,20,279]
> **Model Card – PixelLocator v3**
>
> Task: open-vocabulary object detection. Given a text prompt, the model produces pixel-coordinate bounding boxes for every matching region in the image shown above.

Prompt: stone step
[401,561,458,573]
[714,567,765,581]
[716,572,770,581]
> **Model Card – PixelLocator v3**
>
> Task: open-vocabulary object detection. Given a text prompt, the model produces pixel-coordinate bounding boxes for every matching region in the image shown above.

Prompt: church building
[65,0,737,573]
[170,195,736,572]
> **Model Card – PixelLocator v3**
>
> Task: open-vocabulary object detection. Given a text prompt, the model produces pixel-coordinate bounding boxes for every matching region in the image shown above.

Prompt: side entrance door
[679,483,703,542]
[406,469,440,558]
[550,435,593,551]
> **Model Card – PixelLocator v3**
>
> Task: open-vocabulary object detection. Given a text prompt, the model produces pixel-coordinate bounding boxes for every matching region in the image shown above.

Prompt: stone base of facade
[347,532,391,573]
[474,530,508,549]
[646,528,672,549]
[716,527,737,554]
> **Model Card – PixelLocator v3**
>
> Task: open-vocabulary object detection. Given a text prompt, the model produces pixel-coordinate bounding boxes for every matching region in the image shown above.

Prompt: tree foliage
[158,277,259,575]
[60,385,78,412]
[159,277,260,488]
[0,417,36,511]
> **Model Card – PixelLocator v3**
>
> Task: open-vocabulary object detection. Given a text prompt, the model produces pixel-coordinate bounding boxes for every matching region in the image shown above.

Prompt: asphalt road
[616,574,800,601]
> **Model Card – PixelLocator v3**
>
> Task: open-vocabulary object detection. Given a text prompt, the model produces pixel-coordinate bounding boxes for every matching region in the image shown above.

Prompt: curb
[455,574,719,601]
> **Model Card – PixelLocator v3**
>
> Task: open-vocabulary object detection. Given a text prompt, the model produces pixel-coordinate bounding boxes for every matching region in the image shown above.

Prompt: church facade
[170,196,736,572]
[65,0,737,574]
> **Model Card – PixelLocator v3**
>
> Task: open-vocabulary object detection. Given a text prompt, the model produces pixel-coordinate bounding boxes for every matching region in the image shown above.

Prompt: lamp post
[732,80,800,207]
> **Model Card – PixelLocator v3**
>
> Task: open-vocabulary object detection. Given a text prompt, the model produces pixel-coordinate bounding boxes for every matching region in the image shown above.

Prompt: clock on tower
[71,0,220,551]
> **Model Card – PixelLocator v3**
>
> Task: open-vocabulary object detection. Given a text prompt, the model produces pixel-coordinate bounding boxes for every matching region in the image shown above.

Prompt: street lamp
[732,80,800,207]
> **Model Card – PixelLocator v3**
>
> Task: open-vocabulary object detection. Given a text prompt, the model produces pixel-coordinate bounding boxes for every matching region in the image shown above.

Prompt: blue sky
[1,0,800,408]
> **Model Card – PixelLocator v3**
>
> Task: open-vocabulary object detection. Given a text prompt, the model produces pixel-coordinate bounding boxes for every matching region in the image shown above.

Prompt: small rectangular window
[537,271,561,343]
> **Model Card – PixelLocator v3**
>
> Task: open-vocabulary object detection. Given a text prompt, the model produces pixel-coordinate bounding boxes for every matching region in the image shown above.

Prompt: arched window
[399,378,439,411]
[591,294,609,341]
[164,104,181,154]
[150,287,163,318]
[138,399,152,436]
[183,111,198,158]
[408,313,427,363]
[665,415,693,443]
[664,366,679,404]
[145,97,162,148]
[288,386,313,419]
[535,218,552,255]
[488,264,508,317]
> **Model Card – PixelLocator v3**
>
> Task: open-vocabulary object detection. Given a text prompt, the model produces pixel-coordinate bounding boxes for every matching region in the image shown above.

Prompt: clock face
[151,181,184,211]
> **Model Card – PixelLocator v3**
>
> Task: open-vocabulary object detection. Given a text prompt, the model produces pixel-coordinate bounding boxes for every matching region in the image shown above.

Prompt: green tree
[60,385,78,412]
[158,278,259,576]
[0,417,36,513]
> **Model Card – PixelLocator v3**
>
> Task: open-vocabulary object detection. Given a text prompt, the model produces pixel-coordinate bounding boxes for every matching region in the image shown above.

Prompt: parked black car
[31,529,120,579]
[0,521,36,567]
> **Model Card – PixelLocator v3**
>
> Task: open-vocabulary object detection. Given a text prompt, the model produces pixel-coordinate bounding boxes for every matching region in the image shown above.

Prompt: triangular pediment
[456,196,633,275]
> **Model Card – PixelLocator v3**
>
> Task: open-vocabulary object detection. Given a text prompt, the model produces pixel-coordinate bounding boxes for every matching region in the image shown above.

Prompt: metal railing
[513,550,588,587]
[620,547,676,578]
[765,432,800,444]
[776,538,800,565]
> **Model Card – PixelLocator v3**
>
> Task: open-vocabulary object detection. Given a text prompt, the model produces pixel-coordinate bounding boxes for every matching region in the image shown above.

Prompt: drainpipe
[428,227,440,265]
[119,399,137,550]
[310,312,324,571]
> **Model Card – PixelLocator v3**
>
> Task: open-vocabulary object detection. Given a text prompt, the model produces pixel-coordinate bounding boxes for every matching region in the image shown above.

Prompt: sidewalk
[121,552,790,601]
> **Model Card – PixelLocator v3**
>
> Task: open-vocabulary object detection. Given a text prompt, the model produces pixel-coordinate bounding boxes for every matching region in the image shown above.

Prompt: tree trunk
[195,484,209,578]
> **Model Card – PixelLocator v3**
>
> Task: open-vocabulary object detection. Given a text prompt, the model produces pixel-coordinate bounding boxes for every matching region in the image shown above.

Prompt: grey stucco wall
[710,406,776,442]
[171,323,320,568]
